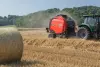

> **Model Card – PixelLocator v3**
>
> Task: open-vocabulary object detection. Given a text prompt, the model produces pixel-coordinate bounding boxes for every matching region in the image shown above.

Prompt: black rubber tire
[60,35,67,38]
[77,27,90,39]
[48,34,56,38]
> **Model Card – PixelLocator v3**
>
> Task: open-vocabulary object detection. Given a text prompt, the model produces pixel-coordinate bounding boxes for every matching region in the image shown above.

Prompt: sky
[0,0,100,16]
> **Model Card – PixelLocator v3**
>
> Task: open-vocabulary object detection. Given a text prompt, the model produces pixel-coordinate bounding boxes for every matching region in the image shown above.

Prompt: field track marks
[27,47,100,60]
[24,46,100,67]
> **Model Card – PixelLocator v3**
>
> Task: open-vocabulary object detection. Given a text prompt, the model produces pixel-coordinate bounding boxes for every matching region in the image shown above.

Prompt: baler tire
[61,35,66,38]
[48,34,56,38]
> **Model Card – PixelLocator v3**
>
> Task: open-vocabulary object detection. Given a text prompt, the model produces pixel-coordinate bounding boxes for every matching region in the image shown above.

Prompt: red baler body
[50,16,68,34]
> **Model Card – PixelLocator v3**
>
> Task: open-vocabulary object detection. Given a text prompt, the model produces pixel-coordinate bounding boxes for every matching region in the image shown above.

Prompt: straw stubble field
[1,28,100,67]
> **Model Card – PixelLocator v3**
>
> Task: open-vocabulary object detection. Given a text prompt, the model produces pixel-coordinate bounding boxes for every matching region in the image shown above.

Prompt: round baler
[0,27,23,63]
[47,14,76,38]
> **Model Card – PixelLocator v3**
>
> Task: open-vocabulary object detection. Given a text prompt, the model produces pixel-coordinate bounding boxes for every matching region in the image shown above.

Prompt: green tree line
[1,6,100,28]
[16,6,100,28]
[0,15,19,26]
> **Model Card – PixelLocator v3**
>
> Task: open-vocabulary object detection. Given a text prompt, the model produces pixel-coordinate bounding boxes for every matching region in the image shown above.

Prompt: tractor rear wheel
[77,27,90,39]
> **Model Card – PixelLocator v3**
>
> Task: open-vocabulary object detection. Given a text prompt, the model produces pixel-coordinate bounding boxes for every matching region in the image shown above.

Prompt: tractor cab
[83,15,100,31]
[77,15,100,39]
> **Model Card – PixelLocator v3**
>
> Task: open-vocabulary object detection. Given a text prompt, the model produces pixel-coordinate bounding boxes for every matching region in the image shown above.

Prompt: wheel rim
[78,29,88,39]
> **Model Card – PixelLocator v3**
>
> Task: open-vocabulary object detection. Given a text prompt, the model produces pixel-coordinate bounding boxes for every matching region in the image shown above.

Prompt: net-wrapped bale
[0,27,23,63]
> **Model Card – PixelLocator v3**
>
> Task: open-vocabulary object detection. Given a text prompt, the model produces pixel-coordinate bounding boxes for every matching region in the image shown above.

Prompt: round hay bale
[0,27,23,63]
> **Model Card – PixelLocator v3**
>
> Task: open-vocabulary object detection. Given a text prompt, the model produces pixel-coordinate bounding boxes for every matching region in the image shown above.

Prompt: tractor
[46,14,100,40]
[77,15,100,39]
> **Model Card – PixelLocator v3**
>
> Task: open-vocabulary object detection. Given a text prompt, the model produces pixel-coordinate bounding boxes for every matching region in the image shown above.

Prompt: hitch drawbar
[46,28,49,33]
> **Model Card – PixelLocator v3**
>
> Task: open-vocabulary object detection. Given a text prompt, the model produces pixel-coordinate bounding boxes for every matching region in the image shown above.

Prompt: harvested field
[1,28,100,67]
